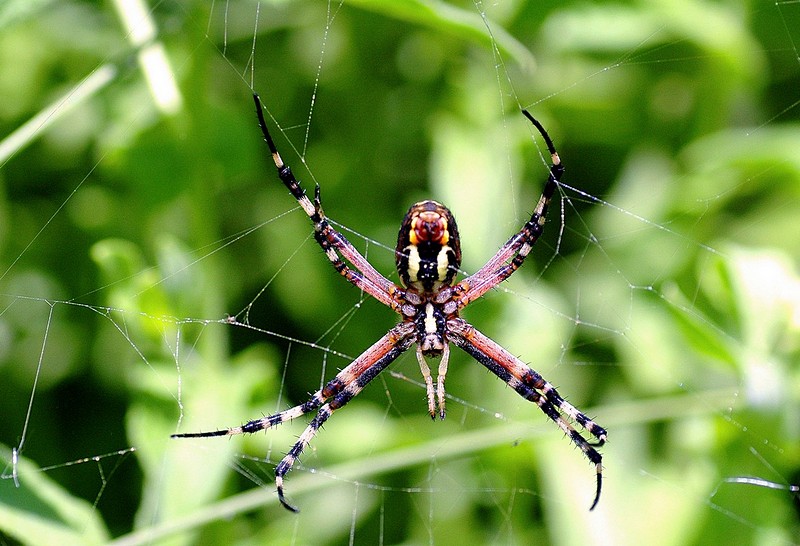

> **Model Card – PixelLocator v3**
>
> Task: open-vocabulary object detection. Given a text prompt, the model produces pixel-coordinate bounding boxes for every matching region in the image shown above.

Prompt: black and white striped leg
[275,331,415,511]
[173,323,415,511]
[252,93,401,311]
[171,391,327,440]
[448,318,605,510]
[454,110,563,309]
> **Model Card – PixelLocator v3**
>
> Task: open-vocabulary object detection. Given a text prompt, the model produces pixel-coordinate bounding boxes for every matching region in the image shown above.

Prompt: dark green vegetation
[1,1,798,544]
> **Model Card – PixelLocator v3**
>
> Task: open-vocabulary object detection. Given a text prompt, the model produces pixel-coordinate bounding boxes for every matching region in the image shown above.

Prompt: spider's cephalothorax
[396,200,461,293]
[173,94,607,514]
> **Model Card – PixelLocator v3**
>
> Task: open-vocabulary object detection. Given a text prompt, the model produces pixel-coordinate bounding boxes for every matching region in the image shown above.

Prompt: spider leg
[170,330,411,440]
[174,322,415,511]
[171,400,323,439]
[448,318,605,510]
[275,324,416,511]
[453,111,562,309]
[253,94,402,312]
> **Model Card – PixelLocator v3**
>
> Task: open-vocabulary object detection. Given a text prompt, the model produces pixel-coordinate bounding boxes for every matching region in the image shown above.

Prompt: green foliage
[1,1,799,545]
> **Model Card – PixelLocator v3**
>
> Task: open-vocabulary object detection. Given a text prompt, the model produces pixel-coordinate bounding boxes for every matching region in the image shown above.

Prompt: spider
[172,94,607,512]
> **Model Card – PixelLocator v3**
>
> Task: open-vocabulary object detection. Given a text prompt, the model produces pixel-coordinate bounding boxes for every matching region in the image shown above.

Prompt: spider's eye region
[396,201,462,292]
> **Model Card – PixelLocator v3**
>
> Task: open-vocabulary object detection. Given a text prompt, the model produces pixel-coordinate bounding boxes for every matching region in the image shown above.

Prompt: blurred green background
[1,0,799,544]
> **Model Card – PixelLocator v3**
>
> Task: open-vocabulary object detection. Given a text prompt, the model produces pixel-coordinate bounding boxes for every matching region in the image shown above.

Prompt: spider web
[1,0,799,544]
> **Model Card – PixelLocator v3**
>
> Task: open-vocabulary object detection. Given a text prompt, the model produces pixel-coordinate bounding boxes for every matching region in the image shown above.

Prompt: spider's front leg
[173,322,415,512]
[448,318,606,510]
[273,323,415,511]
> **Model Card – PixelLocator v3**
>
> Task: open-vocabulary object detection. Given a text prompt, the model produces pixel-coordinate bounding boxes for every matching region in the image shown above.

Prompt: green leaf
[0,446,110,546]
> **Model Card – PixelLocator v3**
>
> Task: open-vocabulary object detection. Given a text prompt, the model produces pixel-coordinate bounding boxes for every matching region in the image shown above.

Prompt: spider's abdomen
[396,200,461,293]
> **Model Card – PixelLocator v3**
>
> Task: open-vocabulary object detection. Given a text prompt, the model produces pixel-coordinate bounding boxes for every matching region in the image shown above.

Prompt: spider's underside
[172,94,607,512]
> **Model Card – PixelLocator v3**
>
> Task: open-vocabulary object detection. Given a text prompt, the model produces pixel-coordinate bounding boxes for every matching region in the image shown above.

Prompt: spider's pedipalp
[435,343,450,420]
[415,345,437,419]
[415,342,451,420]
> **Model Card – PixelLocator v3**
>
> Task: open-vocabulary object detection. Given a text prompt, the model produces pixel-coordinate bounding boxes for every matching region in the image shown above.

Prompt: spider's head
[396,200,461,293]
